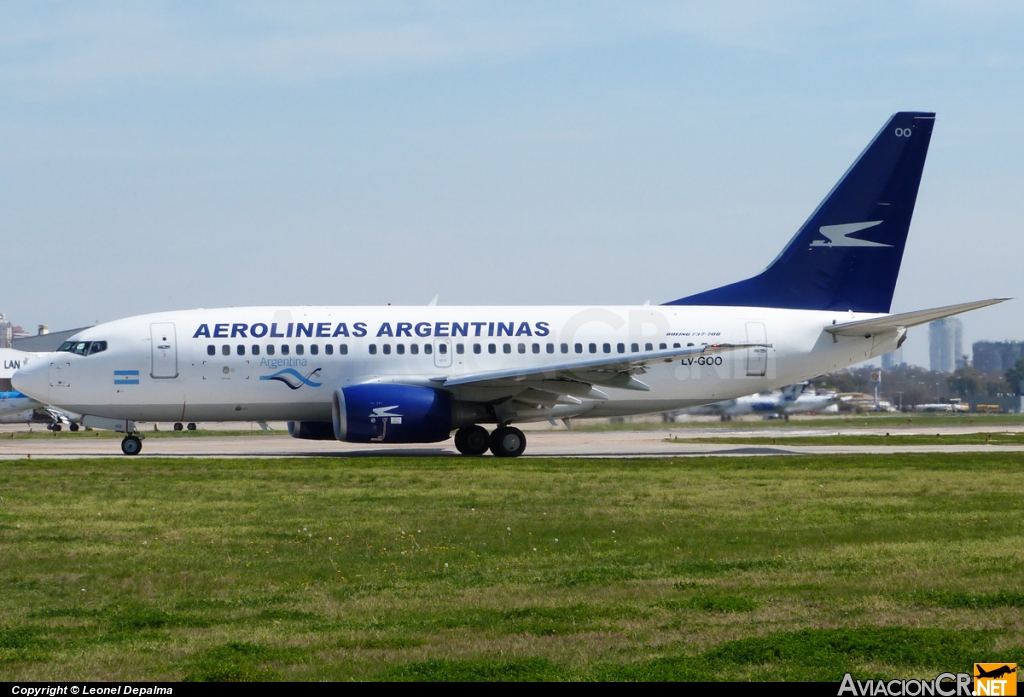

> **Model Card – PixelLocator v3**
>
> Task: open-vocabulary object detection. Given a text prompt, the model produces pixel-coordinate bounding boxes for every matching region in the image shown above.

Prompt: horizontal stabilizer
[825,298,1008,337]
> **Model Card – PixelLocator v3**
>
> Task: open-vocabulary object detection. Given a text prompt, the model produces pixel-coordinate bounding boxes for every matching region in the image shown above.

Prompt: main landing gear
[121,435,143,455]
[453,425,527,458]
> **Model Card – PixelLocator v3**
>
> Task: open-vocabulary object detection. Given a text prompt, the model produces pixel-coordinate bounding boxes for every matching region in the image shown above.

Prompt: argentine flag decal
[114,370,140,385]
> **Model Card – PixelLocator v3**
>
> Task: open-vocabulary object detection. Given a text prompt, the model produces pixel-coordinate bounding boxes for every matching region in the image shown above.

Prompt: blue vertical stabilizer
[666,112,935,313]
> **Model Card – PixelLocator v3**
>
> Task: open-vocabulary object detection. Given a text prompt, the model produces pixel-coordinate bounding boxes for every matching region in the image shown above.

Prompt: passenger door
[150,322,178,379]
[745,322,767,377]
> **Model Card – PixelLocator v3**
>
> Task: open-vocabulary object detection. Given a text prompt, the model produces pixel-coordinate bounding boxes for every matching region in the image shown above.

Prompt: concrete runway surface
[2,423,1024,459]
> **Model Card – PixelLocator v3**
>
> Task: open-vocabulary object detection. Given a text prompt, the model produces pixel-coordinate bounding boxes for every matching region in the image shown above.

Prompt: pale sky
[3,2,1022,367]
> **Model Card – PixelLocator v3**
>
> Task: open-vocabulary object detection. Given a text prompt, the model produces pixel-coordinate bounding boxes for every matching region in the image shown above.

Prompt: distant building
[0,314,11,349]
[929,318,963,373]
[881,347,904,370]
[973,340,1024,374]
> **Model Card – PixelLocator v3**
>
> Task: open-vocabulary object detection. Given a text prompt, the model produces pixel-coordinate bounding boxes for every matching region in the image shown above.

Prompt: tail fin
[667,112,935,313]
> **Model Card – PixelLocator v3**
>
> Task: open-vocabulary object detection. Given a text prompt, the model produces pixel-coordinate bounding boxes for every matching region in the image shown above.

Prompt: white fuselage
[13,304,899,425]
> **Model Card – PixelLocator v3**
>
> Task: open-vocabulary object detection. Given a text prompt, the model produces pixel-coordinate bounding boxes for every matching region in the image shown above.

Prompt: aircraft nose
[11,359,48,402]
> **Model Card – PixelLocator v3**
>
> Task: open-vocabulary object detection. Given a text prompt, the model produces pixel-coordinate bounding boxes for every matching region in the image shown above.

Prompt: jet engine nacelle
[287,421,336,440]
[332,384,454,443]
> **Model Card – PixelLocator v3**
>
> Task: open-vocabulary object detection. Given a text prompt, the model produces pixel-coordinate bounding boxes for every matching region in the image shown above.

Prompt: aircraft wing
[435,343,767,396]
[825,298,1008,338]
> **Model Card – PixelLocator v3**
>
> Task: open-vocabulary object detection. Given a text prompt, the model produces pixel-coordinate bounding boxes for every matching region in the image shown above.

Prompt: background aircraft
[0,348,81,431]
[678,383,841,421]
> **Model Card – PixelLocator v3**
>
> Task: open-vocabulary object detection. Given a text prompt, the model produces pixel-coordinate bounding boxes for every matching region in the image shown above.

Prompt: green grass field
[1,454,1022,681]
[577,413,1024,431]
[667,432,1024,446]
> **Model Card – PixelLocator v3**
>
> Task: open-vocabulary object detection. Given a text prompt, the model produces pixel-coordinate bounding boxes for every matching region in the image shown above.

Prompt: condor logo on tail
[810,221,892,248]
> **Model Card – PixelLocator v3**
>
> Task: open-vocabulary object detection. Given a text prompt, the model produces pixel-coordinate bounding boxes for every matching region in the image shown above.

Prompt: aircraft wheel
[69,423,79,432]
[187,422,197,431]
[121,435,143,456]
[173,422,183,431]
[489,426,526,458]
[52,424,62,432]
[455,425,490,456]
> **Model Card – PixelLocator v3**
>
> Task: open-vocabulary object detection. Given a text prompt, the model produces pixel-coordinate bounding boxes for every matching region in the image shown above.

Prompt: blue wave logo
[259,367,323,390]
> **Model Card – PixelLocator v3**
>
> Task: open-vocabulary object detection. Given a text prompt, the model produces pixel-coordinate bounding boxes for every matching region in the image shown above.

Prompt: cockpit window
[57,340,107,356]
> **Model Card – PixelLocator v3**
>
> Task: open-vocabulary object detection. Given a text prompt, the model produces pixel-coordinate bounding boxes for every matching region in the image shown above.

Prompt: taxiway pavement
[2,428,1023,459]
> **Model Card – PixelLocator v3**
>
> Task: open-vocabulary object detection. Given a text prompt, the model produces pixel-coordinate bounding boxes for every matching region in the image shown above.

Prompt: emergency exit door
[433,339,452,368]
[150,322,178,379]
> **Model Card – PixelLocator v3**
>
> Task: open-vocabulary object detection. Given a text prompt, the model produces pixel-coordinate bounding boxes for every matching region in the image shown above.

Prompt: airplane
[0,348,82,431]
[12,111,1008,456]
[679,383,841,420]
[975,665,1016,680]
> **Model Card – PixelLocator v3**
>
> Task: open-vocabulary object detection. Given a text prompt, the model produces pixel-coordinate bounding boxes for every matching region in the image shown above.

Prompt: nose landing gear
[121,435,143,455]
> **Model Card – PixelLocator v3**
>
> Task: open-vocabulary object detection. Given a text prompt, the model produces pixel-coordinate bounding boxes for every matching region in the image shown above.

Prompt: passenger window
[207,345,215,356]
[281,345,290,355]
[589,343,597,354]
[473,344,481,354]
[396,344,405,355]
[547,343,555,354]
[687,343,694,347]
[645,343,653,351]
[340,344,348,355]
[488,344,496,354]
[518,343,526,354]
[296,344,304,356]
[439,344,447,355]
[325,344,333,355]
[574,343,582,354]
[237,345,245,356]
[252,345,260,356]
[267,345,276,356]
[673,343,680,349]
[603,343,611,353]
[383,344,391,355]
[410,344,419,355]
[503,344,511,354]
[631,343,639,352]
[222,345,230,356]
[369,344,377,355]
[456,344,464,354]
[311,344,319,355]
[659,343,667,350]
[617,343,625,353]
[424,344,432,355]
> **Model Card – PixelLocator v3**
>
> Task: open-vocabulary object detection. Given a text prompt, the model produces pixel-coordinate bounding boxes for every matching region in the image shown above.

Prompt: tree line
[808,358,1024,407]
